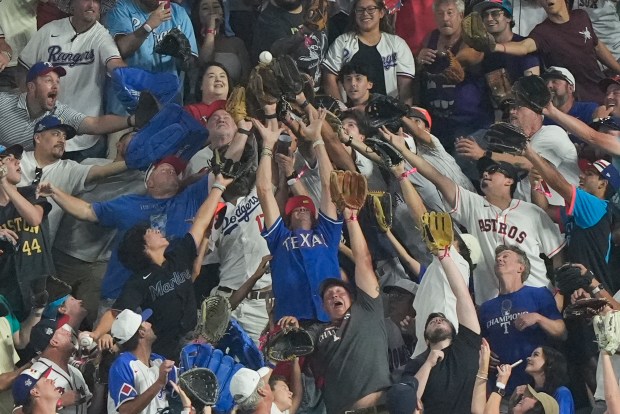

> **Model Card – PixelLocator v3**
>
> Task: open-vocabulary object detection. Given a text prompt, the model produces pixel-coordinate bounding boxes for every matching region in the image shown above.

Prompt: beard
[426,326,453,344]
[551,92,568,108]
[274,0,302,11]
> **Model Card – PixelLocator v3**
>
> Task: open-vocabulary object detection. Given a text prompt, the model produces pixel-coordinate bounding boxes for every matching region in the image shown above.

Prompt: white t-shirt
[18,151,92,243]
[449,184,565,304]
[511,0,548,37]
[31,357,91,414]
[514,125,580,206]
[19,18,121,151]
[185,145,214,177]
[594,290,620,401]
[412,248,470,357]
[206,187,272,290]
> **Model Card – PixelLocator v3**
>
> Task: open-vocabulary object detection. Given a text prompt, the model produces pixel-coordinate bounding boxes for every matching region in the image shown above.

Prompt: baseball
[79,333,94,349]
[259,51,273,64]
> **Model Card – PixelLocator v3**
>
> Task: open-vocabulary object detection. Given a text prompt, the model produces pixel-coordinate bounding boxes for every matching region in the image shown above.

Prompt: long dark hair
[539,346,569,395]
[191,0,226,43]
[346,0,393,34]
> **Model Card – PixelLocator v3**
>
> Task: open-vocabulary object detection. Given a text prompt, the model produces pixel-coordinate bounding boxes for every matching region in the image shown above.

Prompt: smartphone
[160,0,171,9]
[276,134,293,155]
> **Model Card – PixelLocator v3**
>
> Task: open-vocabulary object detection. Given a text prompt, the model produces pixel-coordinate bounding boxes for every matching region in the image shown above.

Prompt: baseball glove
[420,212,454,254]
[554,263,593,296]
[225,86,247,124]
[210,141,256,180]
[484,122,529,155]
[303,0,329,31]
[365,94,409,130]
[29,277,49,309]
[426,51,465,84]
[330,170,368,213]
[461,12,496,53]
[247,63,280,107]
[364,137,404,168]
[267,328,315,362]
[486,68,513,108]
[134,91,160,129]
[197,295,232,344]
[563,298,609,320]
[511,75,551,114]
[273,54,304,97]
[179,368,219,409]
[593,311,620,354]
[365,191,393,233]
[154,28,193,71]
[313,95,347,117]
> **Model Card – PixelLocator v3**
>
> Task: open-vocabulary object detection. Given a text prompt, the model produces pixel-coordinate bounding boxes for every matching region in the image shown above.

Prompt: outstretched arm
[543,104,620,155]
[494,38,537,57]
[188,174,232,247]
[36,183,98,222]
[345,207,379,298]
[523,144,573,205]
[380,127,458,208]
[438,253,480,333]
[0,179,44,226]
[254,118,284,229]
[602,350,620,413]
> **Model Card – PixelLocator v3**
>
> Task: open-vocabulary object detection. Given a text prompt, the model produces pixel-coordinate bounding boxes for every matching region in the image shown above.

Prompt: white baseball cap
[229,367,271,404]
[111,309,153,344]
[543,66,576,91]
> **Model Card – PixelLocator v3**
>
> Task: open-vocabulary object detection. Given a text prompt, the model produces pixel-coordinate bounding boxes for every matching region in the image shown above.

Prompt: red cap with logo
[285,195,316,216]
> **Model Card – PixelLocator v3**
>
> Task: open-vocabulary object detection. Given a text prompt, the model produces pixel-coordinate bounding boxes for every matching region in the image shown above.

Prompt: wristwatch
[494,387,506,397]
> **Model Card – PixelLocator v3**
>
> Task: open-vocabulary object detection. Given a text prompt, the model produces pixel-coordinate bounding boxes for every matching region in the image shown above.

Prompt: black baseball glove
[484,122,529,155]
[154,28,193,71]
[30,277,49,310]
[365,94,409,131]
[364,137,404,168]
[563,298,609,320]
[179,368,219,409]
[210,141,256,180]
[511,75,551,114]
[267,328,314,362]
[272,55,304,97]
[554,263,593,296]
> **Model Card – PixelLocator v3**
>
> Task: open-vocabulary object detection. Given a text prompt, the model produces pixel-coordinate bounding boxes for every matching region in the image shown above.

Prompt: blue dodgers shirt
[93,176,209,300]
[263,212,343,322]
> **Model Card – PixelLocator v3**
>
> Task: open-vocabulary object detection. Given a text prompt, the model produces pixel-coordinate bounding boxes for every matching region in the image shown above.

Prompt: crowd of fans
[1,0,620,413]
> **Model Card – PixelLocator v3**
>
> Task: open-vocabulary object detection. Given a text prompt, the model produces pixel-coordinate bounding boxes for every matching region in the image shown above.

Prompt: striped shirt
[0,92,86,150]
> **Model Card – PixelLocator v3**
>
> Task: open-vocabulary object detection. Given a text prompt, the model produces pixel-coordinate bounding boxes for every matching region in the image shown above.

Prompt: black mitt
[511,75,551,114]
[210,141,256,180]
[563,298,609,320]
[154,28,192,71]
[179,368,219,409]
[303,0,329,31]
[365,137,404,168]
[272,55,304,97]
[267,329,314,362]
[555,263,593,296]
[365,94,409,130]
[29,277,49,309]
[484,122,529,155]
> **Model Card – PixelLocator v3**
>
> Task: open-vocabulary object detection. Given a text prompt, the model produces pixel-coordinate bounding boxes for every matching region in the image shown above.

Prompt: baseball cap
[386,380,419,414]
[526,385,560,414]
[541,67,576,90]
[383,278,419,296]
[284,195,317,217]
[483,161,523,182]
[579,159,620,190]
[459,233,482,265]
[0,144,23,159]
[408,106,432,129]
[473,0,513,16]
[30,321,74,354]
[12,366,54,407]
[26,62,67,83]
[599,74,620,93]
[144,155,187,185]
[34,116,77,139]
[229,367,271,404]
[111,309,153,344]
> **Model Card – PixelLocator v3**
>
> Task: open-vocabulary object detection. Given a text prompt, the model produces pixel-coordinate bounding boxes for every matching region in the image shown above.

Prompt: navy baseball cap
[26,62,66,83]
[12,366,54,407]
[579,159,620,190]
[34,116,77,139]
[0,144,23,159]
[473,0,513,16]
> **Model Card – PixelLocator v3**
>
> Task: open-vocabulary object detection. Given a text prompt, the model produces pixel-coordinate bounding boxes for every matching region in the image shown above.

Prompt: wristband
[476,374,488,381]
[484,150,492,159]
[299,100,309,109]
[312,140,325,148]
[398,167,417,181]
[495,381,506,390]
[286,171,298,181]
[264,112,278,119]
[212,183,226,192]
[237,128,251,136]
[590,284,605,295]
[287,177,298,186]
[346,215,358,222]
[206,29,217,34]
[266,361,277,369]
[142,23,153,33]
[493,387,506,397]
[261,148,273,158]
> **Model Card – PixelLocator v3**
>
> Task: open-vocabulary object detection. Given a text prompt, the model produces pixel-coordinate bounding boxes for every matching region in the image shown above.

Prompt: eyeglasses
[354,6,380,15]
[481,9,504,19]
[32,167,43,185]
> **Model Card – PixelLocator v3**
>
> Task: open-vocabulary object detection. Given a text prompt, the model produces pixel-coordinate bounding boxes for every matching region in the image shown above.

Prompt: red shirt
[184,100,226,128]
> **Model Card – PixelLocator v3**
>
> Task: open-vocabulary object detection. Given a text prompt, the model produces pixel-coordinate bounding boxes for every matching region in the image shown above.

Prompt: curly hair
[117,223,152,274]
[539,346,569,395]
